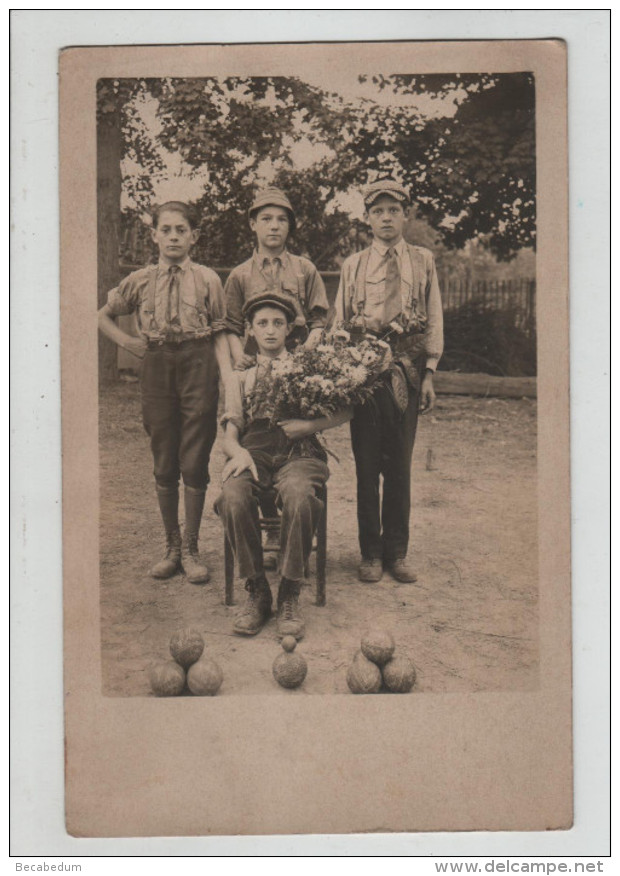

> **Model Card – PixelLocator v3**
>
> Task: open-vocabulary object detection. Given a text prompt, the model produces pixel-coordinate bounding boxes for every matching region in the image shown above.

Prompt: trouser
[215,422,329,581]
[349,379,420,562]
[141,340,219,490]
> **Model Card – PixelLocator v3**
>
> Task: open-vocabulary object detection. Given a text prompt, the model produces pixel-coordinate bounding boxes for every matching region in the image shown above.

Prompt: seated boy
[98,201,232,583]
[215,290,351,640]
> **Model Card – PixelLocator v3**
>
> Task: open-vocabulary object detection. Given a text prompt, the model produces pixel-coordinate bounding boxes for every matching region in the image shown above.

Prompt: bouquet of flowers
[249,330,393,424]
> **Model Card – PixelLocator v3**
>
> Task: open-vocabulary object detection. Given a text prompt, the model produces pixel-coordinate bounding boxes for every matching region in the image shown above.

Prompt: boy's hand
[277,419,313,441]
[222,449,258,482]
[234,353,256,371]
[302,328,323,351]
[123,337,148,360]
[419,372,436,413]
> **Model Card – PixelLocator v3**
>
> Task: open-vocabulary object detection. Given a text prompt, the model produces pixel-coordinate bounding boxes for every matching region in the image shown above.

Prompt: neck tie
[167,265,181,328]
[263,257,282,286]
[257,358,274,385]
[383,247,402,325]
[252,359,275,420]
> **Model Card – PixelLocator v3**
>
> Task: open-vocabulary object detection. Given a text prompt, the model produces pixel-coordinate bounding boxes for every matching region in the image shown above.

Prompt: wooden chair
[224,485,327,607]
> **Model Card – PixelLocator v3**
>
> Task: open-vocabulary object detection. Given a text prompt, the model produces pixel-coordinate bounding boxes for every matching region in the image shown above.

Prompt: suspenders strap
[144,264,159,313]
[350,244,429,318]
[353,249,372,315]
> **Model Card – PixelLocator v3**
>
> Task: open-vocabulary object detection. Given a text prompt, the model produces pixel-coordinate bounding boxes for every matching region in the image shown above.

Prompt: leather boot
[150,485,182,579]
[181,485,210,584]
[233,576,273,636]
[386,558,418,583]
[276,578,305,641]
[150,529,182,578]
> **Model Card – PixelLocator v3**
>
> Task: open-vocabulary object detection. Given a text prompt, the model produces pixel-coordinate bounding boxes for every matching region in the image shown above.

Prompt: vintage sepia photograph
[59,38,571,837]
[97,70,538,698]
[10,5,613,856]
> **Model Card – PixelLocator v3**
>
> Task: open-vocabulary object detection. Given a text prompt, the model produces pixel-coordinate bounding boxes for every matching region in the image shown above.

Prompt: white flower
[350,365,369,384]
[361,350,378,366]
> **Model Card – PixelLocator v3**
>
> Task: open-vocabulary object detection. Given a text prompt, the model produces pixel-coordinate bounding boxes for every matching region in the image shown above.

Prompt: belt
[146,336,210,351]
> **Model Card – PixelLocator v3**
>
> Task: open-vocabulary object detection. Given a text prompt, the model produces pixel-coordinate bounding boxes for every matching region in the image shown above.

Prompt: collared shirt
[364,238,414,312]
[221,350,290,434]
[335,240,444,371]
[106,258,227,340]
[224,249,328,337]
[258,253,284,285]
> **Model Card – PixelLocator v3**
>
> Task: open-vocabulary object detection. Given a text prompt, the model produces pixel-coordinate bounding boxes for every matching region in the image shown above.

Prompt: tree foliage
[366,73,536,259]
[97,72,535,267]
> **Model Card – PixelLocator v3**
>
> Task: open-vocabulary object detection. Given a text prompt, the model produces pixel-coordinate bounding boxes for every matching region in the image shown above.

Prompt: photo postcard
[60,38,571,837]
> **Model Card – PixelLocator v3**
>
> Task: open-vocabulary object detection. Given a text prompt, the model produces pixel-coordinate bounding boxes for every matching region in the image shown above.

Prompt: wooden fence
[440,276,536,338]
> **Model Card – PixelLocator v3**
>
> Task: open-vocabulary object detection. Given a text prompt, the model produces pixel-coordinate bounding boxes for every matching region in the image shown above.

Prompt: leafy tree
[359,73,536,259]
[98,72,535,277]
[145,77,360,266]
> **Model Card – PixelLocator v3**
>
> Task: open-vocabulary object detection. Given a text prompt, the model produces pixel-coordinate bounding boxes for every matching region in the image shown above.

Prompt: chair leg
[316,488,327,606]
[224,536,235,606]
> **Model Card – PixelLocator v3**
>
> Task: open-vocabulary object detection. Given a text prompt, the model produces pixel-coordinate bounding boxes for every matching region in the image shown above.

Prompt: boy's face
[364,196,407,245]
[250,206,290,253]
[151,209,199,264]
[248,306,291,355]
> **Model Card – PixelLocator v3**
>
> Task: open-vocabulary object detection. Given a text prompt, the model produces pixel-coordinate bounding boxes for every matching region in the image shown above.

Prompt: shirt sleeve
[220,371,245,433]
[424,254,444,372]
[302,262,329,330]
[223,270,246,336]
[106,272,142,316]
[204,269,228,334]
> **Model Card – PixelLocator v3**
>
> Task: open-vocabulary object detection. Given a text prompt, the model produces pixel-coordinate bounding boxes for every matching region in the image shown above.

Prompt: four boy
[100,180,443,638]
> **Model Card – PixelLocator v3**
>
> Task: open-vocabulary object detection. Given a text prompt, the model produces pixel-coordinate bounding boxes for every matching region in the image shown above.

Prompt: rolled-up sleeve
[223,270,246,336]
[303,263,329,330]
[106,272,141,317]
[424,255,444,372]
[204,269,228,334]
[220,371,246,433]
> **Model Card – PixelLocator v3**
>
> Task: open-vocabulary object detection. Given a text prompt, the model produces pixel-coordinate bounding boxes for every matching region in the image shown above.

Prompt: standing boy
[335,179,443,584]
[216,290,351,640]
[98,201,232,583]
[224,187,329,368]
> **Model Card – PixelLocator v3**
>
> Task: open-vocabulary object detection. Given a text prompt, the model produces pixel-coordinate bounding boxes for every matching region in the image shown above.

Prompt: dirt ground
[99,379,538,697]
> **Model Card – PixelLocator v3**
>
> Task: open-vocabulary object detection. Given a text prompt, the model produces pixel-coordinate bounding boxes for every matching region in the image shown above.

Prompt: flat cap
[248,187,296,233]
[241,289,298,323]
[362,179,410,207]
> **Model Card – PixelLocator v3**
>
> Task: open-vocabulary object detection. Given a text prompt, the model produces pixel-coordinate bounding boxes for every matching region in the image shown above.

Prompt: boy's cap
[242,289,298,323]
[248,187,296,233]
[362,179,410,208]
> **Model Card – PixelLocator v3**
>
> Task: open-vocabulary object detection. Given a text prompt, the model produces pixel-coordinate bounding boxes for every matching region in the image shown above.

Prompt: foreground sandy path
[99,382,538,697]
